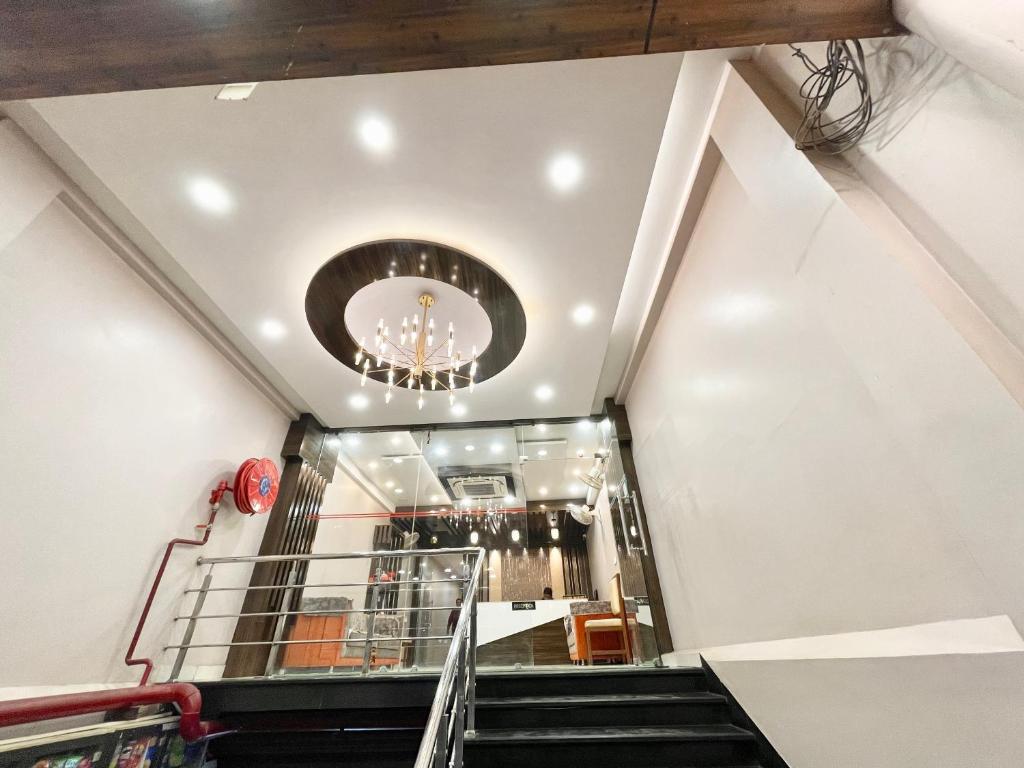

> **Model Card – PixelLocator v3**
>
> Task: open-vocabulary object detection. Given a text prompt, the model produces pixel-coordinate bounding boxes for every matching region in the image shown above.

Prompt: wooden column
[604,398,674,654]
[223,414,339,678]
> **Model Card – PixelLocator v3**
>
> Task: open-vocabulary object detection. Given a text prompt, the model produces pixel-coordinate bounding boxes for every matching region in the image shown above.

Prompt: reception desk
[475,599,652,666]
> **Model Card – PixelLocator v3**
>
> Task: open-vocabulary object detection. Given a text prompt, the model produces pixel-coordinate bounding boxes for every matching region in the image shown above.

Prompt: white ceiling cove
[20,54,684,426]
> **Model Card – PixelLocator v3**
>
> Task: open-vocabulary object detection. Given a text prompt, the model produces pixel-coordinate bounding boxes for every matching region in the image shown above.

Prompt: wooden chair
[584,574,634,665]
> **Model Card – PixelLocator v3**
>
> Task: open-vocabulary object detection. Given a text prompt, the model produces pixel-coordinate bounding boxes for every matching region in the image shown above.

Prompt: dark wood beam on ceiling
[0,1,898,101]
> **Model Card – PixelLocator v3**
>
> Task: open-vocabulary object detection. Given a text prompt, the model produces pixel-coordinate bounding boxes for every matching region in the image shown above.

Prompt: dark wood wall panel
[223,414,335,678]
[0,0,897,100]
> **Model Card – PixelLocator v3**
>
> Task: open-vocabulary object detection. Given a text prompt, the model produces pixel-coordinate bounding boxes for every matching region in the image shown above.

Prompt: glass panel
[164,417,662,681]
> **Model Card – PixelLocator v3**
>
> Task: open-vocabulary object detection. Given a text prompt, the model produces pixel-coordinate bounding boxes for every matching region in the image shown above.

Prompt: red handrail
[0,683,208,742]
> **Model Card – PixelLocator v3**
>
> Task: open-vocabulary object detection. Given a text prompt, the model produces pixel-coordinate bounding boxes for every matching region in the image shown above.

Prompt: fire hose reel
[231,457,281,515]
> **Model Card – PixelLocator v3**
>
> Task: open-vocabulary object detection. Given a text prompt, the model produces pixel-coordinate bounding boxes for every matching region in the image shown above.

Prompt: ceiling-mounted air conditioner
[448,475,509,500]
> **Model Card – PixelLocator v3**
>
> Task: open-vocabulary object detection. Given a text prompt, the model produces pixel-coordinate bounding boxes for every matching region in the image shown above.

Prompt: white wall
[0,120,290,692]
[585,485,619,601]
[756,35,1024,361]
[625,53,1024,767]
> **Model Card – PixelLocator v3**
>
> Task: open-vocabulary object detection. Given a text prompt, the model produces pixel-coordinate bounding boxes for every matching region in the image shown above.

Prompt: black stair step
[464,724,757,768]
[476,667,708,698]
[474,692,730,727]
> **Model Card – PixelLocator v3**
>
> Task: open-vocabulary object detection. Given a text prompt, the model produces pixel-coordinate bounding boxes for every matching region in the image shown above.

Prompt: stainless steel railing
[413,546,485,768]
[164,547,483,680]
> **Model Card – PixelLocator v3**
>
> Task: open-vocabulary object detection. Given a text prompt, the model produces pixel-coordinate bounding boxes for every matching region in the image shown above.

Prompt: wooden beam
[0,1,897,101]
[648,0,898,52]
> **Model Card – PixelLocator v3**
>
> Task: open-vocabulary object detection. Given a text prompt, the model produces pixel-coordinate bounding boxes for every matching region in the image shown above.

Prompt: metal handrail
[167,547,483,680]
[414,547,485,768]
[197,546,477,564]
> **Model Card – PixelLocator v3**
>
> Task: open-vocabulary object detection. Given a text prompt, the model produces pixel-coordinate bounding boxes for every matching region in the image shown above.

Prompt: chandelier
[355,293,477,409]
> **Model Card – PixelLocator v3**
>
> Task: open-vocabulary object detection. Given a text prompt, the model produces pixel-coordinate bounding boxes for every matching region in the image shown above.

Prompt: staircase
[465,667,764,768]
[201,666,773,767]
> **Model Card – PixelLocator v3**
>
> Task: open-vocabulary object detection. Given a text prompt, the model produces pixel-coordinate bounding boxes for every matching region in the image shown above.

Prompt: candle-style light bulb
[431,366,438,390]
[361,359,369,386]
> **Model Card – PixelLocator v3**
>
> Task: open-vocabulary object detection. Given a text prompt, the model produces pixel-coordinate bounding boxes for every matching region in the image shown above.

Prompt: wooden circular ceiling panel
[305,240,527,389]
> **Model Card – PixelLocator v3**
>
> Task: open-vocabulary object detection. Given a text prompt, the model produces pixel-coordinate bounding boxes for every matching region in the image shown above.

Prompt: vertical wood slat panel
[223,415,334,678]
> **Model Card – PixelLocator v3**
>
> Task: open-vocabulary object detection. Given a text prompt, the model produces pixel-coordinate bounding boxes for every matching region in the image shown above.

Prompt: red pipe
[125,482,230,685]
[0,683,208,742]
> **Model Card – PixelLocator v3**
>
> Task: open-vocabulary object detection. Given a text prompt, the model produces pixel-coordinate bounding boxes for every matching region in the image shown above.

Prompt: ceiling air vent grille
[450,476,508,500]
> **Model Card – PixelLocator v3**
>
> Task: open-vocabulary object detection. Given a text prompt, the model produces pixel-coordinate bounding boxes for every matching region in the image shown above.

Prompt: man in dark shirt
[446,597,463,635]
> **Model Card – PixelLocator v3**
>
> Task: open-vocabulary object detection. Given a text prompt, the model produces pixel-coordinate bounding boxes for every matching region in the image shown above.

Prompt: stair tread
[476,692,726,707]
[468,724,754,743]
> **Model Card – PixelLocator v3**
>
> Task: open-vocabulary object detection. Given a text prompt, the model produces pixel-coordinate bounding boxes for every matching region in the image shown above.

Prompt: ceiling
[338,420,613,510]
[17,53,684,426]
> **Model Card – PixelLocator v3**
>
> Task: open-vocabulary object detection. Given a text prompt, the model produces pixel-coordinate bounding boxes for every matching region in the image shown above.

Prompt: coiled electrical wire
[789,40,873,155]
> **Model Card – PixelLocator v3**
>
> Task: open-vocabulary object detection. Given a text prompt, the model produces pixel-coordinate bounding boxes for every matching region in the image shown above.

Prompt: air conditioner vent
[449,475,508,500]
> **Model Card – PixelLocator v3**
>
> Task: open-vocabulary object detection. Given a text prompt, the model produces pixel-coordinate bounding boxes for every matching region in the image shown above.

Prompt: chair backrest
[609,573,624,619]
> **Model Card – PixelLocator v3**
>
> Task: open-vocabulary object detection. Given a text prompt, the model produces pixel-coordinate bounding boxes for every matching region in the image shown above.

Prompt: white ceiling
[19,54,684,426]
[339,420,613,508]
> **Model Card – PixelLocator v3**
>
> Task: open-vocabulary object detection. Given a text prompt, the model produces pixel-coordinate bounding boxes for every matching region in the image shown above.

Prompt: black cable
[789,40,873,155]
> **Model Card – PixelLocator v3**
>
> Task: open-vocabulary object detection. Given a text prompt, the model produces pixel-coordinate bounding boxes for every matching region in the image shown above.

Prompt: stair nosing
[475,692,727,708]
[466,724,755,744]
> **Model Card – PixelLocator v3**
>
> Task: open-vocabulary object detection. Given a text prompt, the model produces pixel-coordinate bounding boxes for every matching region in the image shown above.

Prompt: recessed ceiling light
[390,436,401,446]
[539,504,547,510]
[547,152,584,192]
[451,403,467,417]
[538,486,548,496]
[569,483,582,495]
[490,442,502,454]
[511,529,521,543]
[577,419,594,431]
[357,114,395,153]
[348,393,369,410]
[434,445,448,456]
[504,495,515,504]
[215,82,258,101]
[369,461,379,469]
[393,457,403,464]
[430,494,440,503]
[465,445,475,452]
[538,449,548,457]
[534,385,554,402]
[187,176,233,215]
[395,487,404,494]
[537,423,548,433]
[572,304,595,326]
[385,480,395,488]
[259,318,287,341]
[576,448,585,458]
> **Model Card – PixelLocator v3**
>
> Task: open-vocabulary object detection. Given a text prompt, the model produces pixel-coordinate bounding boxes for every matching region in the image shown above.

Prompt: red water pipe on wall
[124,481,231,685]
[0,683,208,742]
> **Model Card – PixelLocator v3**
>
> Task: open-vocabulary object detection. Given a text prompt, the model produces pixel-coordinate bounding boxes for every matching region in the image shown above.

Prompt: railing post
[264,564,298,677]
[170,568,213,681]
[453,638,466,767]
[466,597,477,734]
[434,712,449,768]
[361,565,383,676]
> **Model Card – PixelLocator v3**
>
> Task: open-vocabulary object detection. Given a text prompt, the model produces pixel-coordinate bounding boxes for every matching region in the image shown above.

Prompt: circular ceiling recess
[306,240,527,390]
